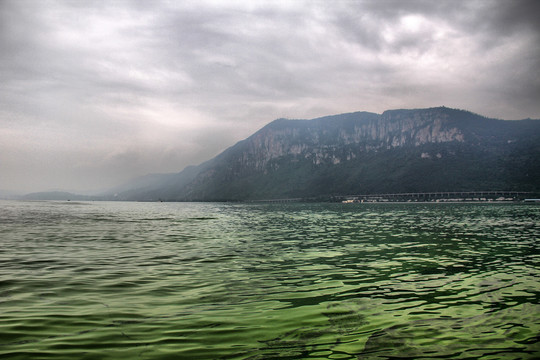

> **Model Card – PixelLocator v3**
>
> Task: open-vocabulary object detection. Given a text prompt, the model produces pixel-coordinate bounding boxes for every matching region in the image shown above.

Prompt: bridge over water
[340,191,534,202]
[251,191,536,203]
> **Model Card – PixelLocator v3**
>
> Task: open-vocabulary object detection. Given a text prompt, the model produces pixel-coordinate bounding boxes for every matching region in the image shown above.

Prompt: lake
[0,200,538,359]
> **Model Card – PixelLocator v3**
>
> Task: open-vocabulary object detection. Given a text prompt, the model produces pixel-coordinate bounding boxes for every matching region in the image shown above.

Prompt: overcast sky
[1,0,539,194]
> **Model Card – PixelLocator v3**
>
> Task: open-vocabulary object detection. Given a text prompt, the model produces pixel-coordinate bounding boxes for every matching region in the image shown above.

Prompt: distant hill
[107,107,540,201]
[0,189,21,200]
[20,191,95,201]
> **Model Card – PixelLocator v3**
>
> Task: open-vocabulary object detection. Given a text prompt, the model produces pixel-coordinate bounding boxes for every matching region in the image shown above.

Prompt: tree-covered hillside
[108,107,540,201]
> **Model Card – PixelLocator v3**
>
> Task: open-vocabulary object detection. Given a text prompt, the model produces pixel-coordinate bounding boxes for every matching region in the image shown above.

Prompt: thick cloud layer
[1,0,539,193]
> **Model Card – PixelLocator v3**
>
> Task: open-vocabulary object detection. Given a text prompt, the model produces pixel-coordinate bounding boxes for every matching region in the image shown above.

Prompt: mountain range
[101,106,540,202]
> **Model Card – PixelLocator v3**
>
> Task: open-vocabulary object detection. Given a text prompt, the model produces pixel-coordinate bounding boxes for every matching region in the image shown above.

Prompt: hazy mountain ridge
[108,107,539,201]
[19,191,95,201]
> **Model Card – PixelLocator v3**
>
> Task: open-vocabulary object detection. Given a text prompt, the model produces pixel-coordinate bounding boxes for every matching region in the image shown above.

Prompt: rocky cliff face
[111,107,540,201]
[225,107,466,172]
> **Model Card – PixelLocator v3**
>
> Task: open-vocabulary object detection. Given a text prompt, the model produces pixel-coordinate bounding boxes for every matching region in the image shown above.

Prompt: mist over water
[0,201,538,359]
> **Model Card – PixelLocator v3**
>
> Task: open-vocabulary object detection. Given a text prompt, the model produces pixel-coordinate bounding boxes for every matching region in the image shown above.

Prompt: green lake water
[0,200,538,359]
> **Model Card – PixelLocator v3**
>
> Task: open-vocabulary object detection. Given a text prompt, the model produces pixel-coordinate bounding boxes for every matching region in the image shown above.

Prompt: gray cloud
[1,0,539,193]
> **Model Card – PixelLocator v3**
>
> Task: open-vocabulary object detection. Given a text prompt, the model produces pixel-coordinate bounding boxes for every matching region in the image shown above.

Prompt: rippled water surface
[0,200,538,359]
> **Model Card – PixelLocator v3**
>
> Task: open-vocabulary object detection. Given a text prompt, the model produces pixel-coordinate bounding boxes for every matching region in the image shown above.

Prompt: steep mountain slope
[111,107,540,201]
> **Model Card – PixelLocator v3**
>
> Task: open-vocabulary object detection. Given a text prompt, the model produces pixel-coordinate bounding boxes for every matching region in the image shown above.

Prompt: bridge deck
[341,191,533,201]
